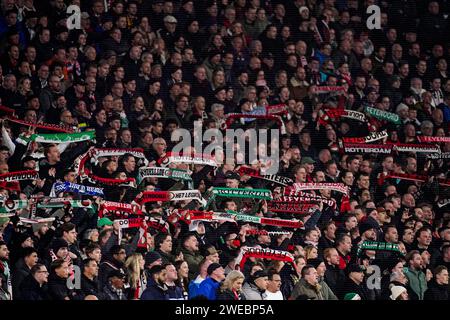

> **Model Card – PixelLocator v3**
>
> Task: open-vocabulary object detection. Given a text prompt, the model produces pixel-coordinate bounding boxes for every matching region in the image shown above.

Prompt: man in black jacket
[80,258,102,299]
[19,264,49,300]
[424,265,449,300]
[98,245,127,291]
[12,247,38,299]
[338,264,370,300]
[323,248,345,296]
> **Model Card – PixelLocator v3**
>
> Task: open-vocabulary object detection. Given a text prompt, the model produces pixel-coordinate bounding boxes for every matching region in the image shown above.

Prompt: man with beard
[405,250,427,300]
[141,265,169,300]
[181,233,204,280]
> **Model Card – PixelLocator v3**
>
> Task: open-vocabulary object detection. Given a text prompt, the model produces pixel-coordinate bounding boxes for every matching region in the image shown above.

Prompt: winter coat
[324,263,346,295]
[424,280,449,300]
[181,248,204,280]
[338,278,370,300]
[141,278,170,300]
[98,259,126,291]
[217,289,246,300]
[12,259,31,299]
[242,282,266,300]
[167,283,185,300]
[406,268,427,300]
[18,274,50,300]
[102,283,129,300]
[290,278,338,300]
[47,273,75,300]
[195,277,221,300]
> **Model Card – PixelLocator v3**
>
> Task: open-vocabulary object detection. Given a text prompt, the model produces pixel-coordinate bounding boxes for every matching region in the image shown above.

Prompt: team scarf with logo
[417,136,450,143]
[91,148,149,166]
[342,131,388,144]
[314,86,346,94]
[288,183,349,196]
[115,217,147,245]
[438,198,450,208]
[6,116,75,133]
[224,113,284,129]
[19,131,95,144]
[210,187,273,200]
[52,181,104,197]
[134,190,206,206]
[237,167,293,186]
[377,172,428,185]
[137,167,192,184]
[280,193,337,208]
[0,170,39,182]
[98,201,143,218]
[339,142,393,154]
[357,241,402,257]
[319,108,367,124]
[177,209,303,229]
[18,217,55,225]
[427,152,450,160]
[365,106,401,125]
[389,143,441,153]
[245,229,292,236]
[267,201,316,214]
[80,166,137,188]
[0,199,96,213]
[265,104,288,116]
[158,152,217,167]
[236,247,297,272]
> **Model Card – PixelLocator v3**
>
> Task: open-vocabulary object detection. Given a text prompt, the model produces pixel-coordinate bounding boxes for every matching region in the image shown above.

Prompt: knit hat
[344,292,361,300]
[51,238,69,252]
[97,217,113,228]
[207,263,222,276]
[358,216,378,235]
[390,285,407,300]
[252,269,268,281]
[145,251,162,267]
[307,258,324,269]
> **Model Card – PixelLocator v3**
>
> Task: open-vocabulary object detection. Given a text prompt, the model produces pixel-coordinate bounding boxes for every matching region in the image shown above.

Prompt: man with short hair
[141,265,169,300]
[164,263,184,300]
[242,269,268,300]
[424,266,449,300]
[405,250,427,300]
[264,269,284,300]
[19,264,49,300]
[80,258,101,299]
[323,248,345,295]
[180,232,204,280]
[291,265,336,300]
[195,263,225,300]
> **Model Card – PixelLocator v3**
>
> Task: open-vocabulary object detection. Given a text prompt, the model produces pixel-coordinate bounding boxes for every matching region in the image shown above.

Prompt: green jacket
[406,268,427,300]
[290,278,338,300]
[181,248,204,281]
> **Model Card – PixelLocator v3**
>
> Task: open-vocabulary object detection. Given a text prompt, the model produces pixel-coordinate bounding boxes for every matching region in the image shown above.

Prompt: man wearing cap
[195,262,225,300]
[204,246,221,264]
[141,265,169,300]
[98,245,127,291]
[242,269,268,300]
[338,264,370,300]
[300,157,315,179]
[158,15,179,48]
[144,251,163,275]
[102,269,128,300]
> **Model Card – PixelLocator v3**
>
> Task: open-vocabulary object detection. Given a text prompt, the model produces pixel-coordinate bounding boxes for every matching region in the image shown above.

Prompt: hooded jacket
[242,282,266,300]
[290,278,338,300]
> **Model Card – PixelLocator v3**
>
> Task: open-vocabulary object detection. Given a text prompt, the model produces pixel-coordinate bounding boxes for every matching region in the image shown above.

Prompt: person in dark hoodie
[155,233,175,265]
[12,247,38,299]
[141,265,169,300]
[424,265,449,300]
[19,263,50,300]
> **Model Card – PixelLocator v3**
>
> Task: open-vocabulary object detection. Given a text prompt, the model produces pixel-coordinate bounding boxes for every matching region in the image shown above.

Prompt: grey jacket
[242,282,266,300]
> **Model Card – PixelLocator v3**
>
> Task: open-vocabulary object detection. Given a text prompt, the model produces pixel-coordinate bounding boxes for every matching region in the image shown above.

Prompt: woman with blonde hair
[124,253,146,299]
[305,245,318,260]
[217,270,246,300]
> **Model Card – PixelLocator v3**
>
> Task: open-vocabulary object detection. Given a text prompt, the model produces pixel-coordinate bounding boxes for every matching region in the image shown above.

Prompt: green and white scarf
[20,131,95,144]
